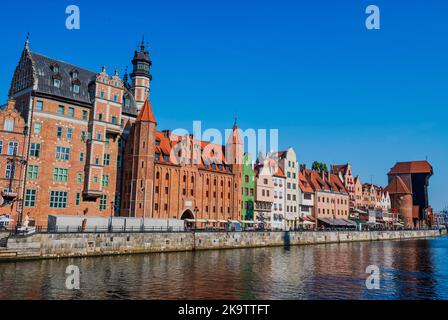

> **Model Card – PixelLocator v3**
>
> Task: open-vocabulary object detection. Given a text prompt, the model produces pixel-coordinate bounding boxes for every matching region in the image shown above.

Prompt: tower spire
[25,32,30,50]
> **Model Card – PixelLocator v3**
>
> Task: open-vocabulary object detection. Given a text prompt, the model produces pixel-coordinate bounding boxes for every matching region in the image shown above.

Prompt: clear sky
[0,0,446,210]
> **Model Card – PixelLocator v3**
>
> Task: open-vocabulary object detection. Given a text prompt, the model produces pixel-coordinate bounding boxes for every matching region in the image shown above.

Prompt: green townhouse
[242,153,255,224]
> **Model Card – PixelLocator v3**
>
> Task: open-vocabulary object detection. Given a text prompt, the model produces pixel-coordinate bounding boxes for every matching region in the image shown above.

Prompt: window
[50,191,68,208]
[5,164,15,179]
[25,190,37,207]
[72,72,78,80]
[53,79,61,88]
[56,147,70,160]
[100,91,105,98]
[68,107,75,118]
[82,110,88,120]
[67,128,73,140]
[34,122,41,134]
[81,131,86,142]
[76,193,81,206]
[28,165,39,179]
[77,173,83,183]
[8,142,18,155]
[99,195,107,211]
[94,176,98,183]
[36,101,43,111]
[97,132,101,141]
[0,141,2,154]
[98,113,103,121]
[53,168,68,182]
[102,175,109,187]
[113,95,118,102]
[73,84,80,94]
[111,116,117,125]
[79,152,84,162]
[4,119,14,131]
[57,127,63,138]
[30,143,40,157]
[104,154,110,166]
[58,105,65,115]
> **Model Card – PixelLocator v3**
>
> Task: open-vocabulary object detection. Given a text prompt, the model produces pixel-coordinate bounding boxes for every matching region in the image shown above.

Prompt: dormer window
[72,71,78,80]
[53,79,61,88]
[73,84,80,93]
[53,65,60,73]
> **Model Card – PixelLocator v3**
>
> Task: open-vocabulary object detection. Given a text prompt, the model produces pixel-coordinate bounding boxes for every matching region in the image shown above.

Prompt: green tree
[312,161,328,172]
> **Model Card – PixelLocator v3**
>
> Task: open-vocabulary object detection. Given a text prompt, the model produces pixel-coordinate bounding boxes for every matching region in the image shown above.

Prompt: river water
[1,236,448,300]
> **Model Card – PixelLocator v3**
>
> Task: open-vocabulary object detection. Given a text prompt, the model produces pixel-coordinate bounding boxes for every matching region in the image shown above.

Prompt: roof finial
[140,34,145,52]
[25,32,30,50]
[123,65,129,83]
[233,117,238,130]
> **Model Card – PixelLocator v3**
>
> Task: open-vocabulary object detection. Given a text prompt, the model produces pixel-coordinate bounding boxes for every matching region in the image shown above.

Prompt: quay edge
[0,229,446,262]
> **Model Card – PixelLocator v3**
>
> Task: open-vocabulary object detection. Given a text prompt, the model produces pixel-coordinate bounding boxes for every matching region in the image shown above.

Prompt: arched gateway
[181,209,195,229]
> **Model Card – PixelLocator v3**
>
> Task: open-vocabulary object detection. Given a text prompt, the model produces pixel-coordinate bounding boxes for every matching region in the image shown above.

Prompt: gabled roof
[136,99,156,123]
[302,169,348,194]
[273,166,285,178]
[30,52,96,104]
[331,164,348,176]
[154,131,233,174]
[388,161,433,175]
[384,176,412,195]
[298,171,314,193]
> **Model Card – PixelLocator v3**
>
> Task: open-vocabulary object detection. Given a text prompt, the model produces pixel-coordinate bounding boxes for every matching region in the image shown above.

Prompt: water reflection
[1,237,447,300]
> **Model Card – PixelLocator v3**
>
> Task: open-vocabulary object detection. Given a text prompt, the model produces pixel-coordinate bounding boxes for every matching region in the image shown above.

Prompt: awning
[228,220,241,224]
[207,220,218,223]
[353,209,368,214]
[303,221,315,226]
[242,220,256,224]
[318,218,357,227]
[218,220,228,223]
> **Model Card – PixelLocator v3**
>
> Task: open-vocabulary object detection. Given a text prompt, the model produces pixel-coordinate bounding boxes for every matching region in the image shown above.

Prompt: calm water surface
[1,237,448,300]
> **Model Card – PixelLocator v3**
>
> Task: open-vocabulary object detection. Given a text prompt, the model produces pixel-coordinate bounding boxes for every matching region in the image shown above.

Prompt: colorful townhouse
[298,170,315,224]
[254,154,275,229]
[241,153,255,224]
[276,148,300,230]
[271,166,286,230]
[331,164,356,209]
[302,169,352,229]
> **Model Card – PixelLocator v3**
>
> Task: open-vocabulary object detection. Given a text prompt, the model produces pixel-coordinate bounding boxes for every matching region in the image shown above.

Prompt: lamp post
[193,206,199,251]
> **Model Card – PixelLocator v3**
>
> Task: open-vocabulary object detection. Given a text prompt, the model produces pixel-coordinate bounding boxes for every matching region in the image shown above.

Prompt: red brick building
[386,160,433,228]
[0,38,242,227]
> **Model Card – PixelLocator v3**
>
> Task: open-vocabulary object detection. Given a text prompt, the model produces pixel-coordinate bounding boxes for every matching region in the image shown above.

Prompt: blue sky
[0,0,447,210]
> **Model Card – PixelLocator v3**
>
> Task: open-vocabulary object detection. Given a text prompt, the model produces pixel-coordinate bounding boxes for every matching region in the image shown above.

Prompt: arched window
[165,173,170,180]
[245,175,249,183]
[156,172,160,180]
[191,176,195,184]
[183,175,187,183]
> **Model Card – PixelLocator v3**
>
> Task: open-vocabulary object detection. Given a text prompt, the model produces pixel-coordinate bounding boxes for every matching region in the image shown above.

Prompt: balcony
[83,189,103,199]
[106,122,122,135]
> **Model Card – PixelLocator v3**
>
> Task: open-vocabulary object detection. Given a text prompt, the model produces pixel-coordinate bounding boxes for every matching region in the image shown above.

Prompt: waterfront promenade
[0,229,445,262]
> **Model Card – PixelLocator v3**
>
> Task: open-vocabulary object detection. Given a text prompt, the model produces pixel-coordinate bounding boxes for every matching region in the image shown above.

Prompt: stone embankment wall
[0,229,445,261]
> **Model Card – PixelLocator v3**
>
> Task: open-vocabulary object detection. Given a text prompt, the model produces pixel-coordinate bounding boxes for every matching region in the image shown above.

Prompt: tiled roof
[302,169,348,194]
[331,164,348,176]
[384,176,411,195]
[388,161,433,175]
[30,52,96,104]
[136,99,156,123]
[298,171,314,193]
[154,131,233,174]
[274,166,285,178]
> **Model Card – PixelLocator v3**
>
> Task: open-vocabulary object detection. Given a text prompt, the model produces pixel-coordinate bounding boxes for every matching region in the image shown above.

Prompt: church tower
[130,37,152,112]
[122,99,157,217]
[226,120,243,221]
